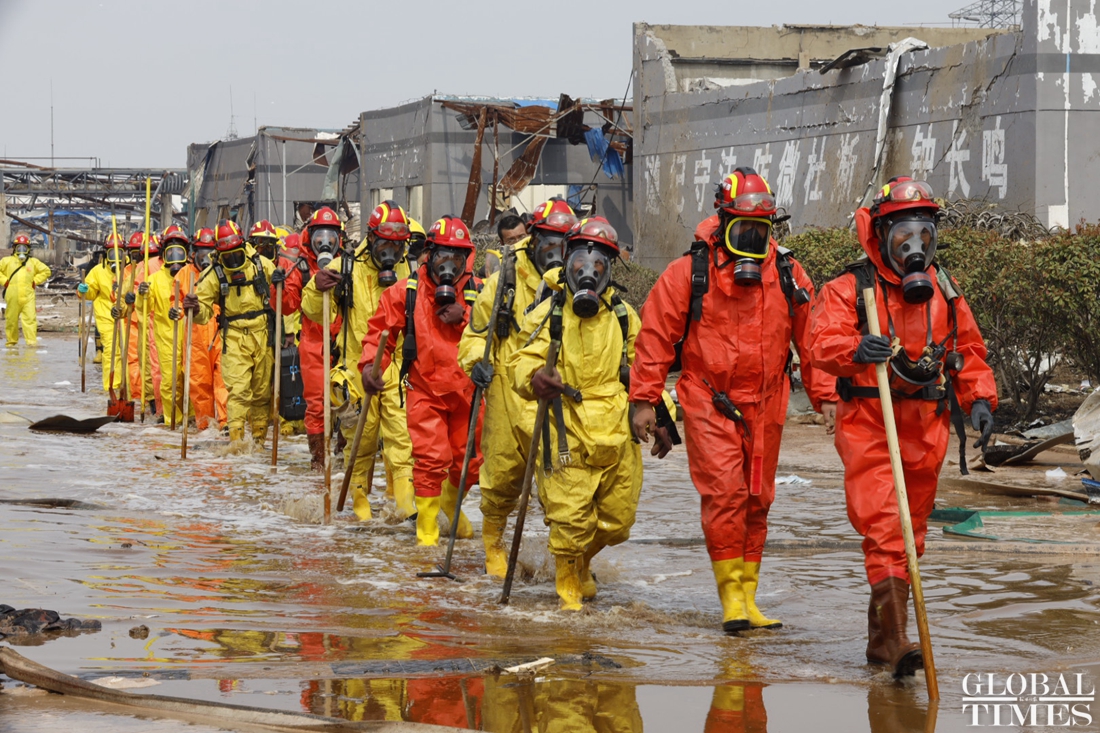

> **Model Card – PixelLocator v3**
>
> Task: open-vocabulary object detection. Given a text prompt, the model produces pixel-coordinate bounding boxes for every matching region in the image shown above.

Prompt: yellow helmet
[274,226,291,249]
[408,218,425,238]
[330,364,364,421]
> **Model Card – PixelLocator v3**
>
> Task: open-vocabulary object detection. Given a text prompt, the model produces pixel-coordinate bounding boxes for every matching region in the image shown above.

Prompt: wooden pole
[499,340,560,605]
[180,275,195,460]
[270,282,283,469]
[170,281,180,430]
[78,295,86,393]
[322,290,332,524]
[337,330,388,513]
[862,287,939,701]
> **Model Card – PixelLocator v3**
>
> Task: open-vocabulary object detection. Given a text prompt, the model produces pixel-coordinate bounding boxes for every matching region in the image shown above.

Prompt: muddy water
[2,335,1100,732]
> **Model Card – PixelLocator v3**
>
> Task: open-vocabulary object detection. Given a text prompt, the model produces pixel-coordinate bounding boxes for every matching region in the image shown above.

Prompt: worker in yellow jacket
[138,226,191,425]
[78,234,125,393]
[302,201,415,521]
[0,234,52,346]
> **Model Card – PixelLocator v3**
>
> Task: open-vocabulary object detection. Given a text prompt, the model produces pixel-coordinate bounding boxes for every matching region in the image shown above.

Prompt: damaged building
[632,0,1100,268]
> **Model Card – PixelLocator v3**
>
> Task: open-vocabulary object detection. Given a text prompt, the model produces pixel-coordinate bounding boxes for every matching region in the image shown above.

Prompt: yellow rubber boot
[228,426,246,444]
[712,558,750,634]
[554,555,584,611]
[415,495,441,546]
[742,561,783,629]
[439,479,473,539]
[482,517,508,578]
[350,484,373,522]
[391,475,416,519]
[579,543,604,600]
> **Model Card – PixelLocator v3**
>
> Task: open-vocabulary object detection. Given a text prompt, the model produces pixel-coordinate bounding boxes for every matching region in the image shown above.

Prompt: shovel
[29,415,118,433]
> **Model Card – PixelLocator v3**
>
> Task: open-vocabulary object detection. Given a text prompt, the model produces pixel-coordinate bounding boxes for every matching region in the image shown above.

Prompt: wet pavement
[2,334,1100,732]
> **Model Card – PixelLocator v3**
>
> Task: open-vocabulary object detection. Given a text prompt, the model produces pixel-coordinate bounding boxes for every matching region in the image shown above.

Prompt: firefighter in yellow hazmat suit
[0,234,51,346]
[457,203,573,577]
[79,234,126,393]
[301,201,415,521]
[509,217,651,611]
[138,226,190,425]
[183,221,276,447]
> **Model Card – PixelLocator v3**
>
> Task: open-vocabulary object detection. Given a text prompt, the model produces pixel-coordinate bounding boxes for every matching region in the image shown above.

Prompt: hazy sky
[1,0,981,168]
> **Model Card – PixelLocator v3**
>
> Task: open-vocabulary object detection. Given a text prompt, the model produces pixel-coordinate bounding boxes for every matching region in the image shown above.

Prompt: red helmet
[870,176,939,220]
[249,220,278,241]
[193,228,215,247]
[126,231,145,250]
[162,225,189,247]
[366,201,411,241]
[13,234,30,246]
[306,206,344,233]
[214,220,245,252]
[715,168,777,218]
[105,232,124,249]
[283,232,301,252]
[426,216,475,250]
[566,216,620,255]
[529,198,577,234]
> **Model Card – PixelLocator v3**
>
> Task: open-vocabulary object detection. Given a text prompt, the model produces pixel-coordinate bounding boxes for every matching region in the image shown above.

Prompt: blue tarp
[583,128,624,180]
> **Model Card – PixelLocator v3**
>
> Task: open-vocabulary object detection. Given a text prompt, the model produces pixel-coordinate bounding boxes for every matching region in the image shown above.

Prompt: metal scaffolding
[949,0,1021,28]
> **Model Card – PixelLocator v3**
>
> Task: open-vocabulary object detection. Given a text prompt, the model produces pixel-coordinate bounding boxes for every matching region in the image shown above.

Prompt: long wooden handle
[862,287,938,700]
[271,282,284,468]
[170,281,180,431]
[500,340,560,605]
[336,330,389,513]
[78,297,87,393]
[322,290,333,524]
[180,279,195,460]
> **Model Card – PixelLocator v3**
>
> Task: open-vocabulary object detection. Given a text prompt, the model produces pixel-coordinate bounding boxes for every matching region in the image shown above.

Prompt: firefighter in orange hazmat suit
[810,176,996,676]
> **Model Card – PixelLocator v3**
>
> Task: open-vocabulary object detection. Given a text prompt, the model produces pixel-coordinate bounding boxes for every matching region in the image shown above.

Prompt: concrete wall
[358,96,634,246]
[631,1,1100,270]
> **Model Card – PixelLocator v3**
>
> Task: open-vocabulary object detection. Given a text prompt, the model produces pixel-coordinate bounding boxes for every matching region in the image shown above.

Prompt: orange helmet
[162,225,189,247]
[215,220,245,252]
[529,198,577,234]
[366,201,411,241]
[426,216,475,250]
[566,216,620,255]
[193,228,216,248]
[249,219,278,241]
[13,234,30,246]
[715,168,777,218]
[870,176,939,220]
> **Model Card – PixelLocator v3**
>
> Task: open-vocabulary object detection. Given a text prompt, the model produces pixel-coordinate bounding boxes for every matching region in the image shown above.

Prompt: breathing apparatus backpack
[279,343,307,421]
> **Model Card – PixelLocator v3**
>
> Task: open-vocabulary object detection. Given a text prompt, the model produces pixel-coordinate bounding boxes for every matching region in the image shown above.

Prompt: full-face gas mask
[369,235,406,288]
[428,246,468,305]
[723,216,772,286]
[163,244,188,276]
[219,247,247,275]
[528,230,566,275]
[564,243,613,318]
[310,228,340,269]
[252,237,277,261]
[193,247,215,270]
[14,244,29,262]
[880,213,938,304]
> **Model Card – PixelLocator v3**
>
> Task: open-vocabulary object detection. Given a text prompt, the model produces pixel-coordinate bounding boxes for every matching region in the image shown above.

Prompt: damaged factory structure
[632,0,1100,268]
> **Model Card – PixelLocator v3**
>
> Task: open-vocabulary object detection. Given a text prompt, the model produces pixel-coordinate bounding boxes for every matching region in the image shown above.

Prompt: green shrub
[781,227,861,287]
[1036,224,1100,387]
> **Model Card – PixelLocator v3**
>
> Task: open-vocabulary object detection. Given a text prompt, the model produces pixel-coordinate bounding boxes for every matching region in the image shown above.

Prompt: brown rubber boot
[307,433,326,472]
[867,577,923,677]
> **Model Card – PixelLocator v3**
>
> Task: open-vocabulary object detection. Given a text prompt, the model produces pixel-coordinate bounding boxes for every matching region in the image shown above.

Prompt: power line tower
[949,0,1020,28]
[226,87,239,141]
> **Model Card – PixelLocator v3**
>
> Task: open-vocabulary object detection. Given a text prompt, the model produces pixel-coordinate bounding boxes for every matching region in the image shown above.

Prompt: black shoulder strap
[688,241,709,325]
[775,246,811,318]
[250,255,271,308]
[844,259,876,333]
[400,273,419,381]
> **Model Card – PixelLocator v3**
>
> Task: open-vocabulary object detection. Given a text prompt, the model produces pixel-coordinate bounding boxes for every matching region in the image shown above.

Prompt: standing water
[2,335,1100,732]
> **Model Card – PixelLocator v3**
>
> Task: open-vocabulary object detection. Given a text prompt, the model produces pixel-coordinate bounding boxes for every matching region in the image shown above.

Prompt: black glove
[270,267,287,285]
[110,305,121,320]
[124,292,136,305]
[168,307,181,322]
[138,282,149,295]
[470,361,494,389]
[971,399,994,452]
[853,334,893,364]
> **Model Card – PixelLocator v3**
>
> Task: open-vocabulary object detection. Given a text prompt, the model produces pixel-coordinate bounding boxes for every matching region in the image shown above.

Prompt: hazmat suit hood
[855,207,907,287]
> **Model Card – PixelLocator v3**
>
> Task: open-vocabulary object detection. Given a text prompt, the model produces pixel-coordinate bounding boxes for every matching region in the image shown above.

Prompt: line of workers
[62,170,997,678]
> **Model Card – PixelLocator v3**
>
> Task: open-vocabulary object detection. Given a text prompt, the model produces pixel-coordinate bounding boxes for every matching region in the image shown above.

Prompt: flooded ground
[2,334,1100,732]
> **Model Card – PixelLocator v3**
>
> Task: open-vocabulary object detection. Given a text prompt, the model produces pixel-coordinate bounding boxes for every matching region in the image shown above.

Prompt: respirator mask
[193,247,214,270]
[164,244,188,276]
[882,213,938,304]
[369,233,407,288]
[14,244,29,262]
[252,238,277,261]
[219,247,247,274]
[310,228,340,269]
[723,216,771,286]
[564,243,613,319]
[529,230,566,275]
[428,246,468,305]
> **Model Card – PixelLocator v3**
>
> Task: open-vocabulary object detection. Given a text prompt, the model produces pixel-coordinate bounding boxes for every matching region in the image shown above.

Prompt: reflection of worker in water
[811,177,997,676]
[630,169,831,634]
[0,234,52,347]
[705,682,767,733]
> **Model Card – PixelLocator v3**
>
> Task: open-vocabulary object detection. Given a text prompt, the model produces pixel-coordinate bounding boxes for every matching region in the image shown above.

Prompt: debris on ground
[0,605,101,639]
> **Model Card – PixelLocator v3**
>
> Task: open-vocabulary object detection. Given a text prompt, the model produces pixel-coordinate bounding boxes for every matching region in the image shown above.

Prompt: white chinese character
[644,157,661,215]
[775,141,801,210]
[694,152,713,212]
[946,121,971,198]
[982,117,1008,199]
[720,147,738,173]
[835,134,860,203]
[804,138,827,205]
[671,154,687,214]
[910,125,937,179]
[752,144,773,182]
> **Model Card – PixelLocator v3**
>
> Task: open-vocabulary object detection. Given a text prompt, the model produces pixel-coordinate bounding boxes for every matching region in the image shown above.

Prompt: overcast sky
[1,0,982,168]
